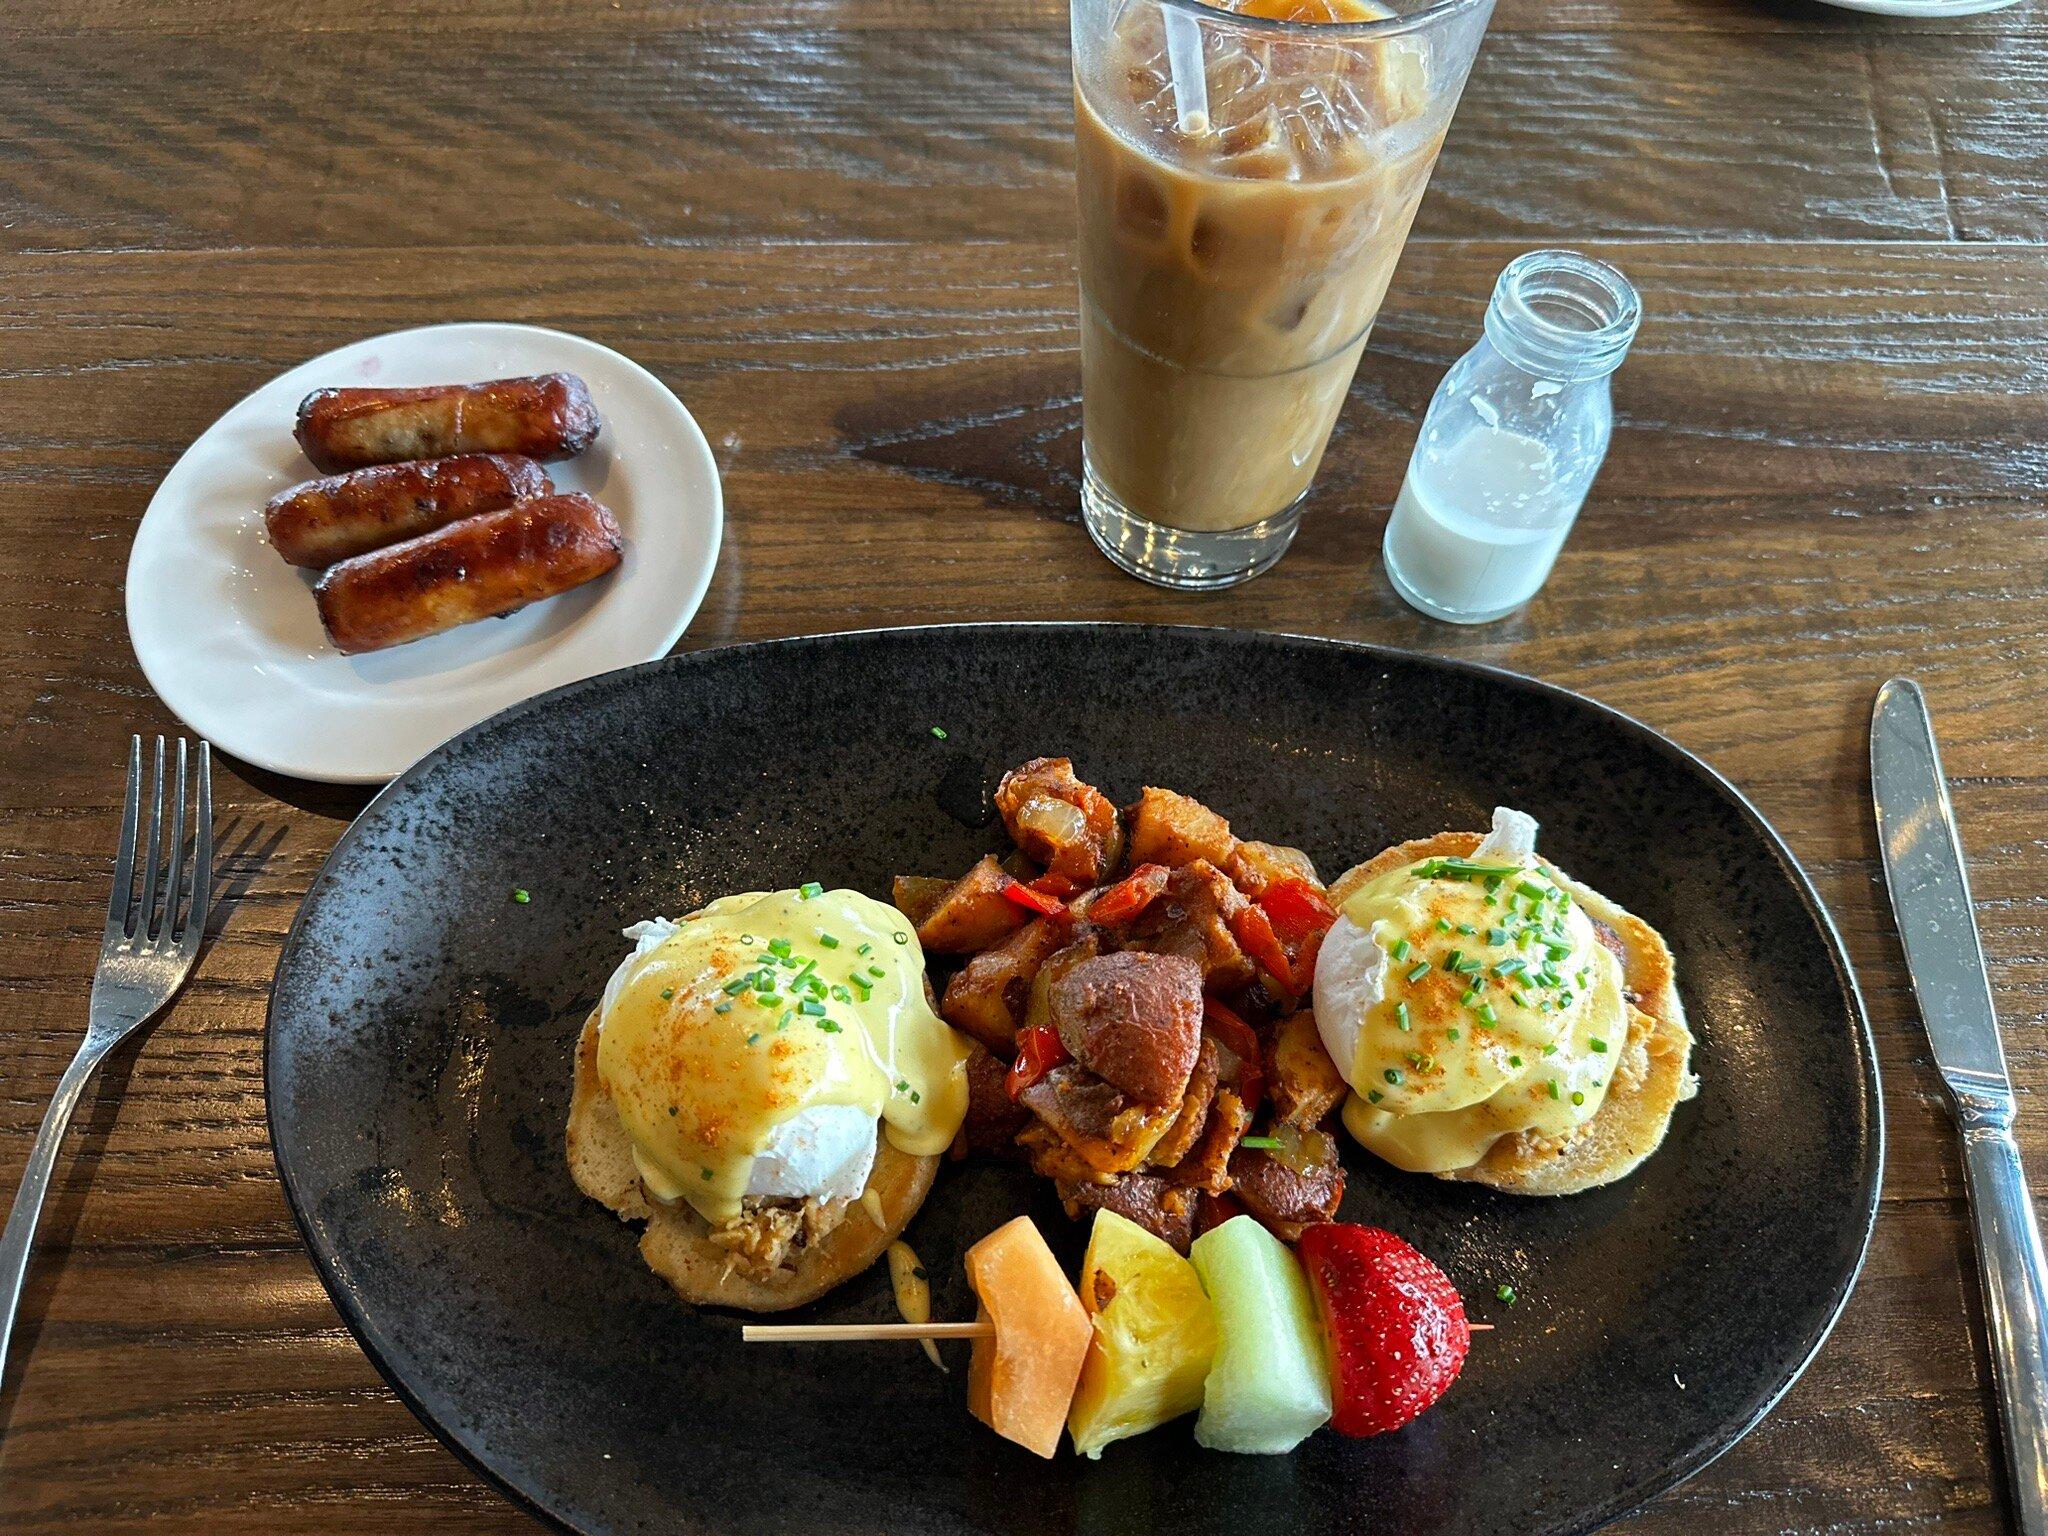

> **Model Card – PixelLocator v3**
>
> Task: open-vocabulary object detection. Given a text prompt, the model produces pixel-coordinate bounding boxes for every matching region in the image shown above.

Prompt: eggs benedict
[567,886,970,1309]
[1314,809,1696,1195]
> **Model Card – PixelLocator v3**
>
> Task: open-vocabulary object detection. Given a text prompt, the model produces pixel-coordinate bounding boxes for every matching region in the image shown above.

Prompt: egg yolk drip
[1332,854,1627,1173]
[596,888,969,1224]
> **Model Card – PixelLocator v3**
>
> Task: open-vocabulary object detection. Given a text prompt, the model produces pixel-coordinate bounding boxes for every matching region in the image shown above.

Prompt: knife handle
[1954,1086,2048,1536]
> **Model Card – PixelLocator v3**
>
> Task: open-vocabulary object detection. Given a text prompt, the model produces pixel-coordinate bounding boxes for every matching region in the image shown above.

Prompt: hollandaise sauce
[1331,854,1626,1172]
[597,888,969,1224]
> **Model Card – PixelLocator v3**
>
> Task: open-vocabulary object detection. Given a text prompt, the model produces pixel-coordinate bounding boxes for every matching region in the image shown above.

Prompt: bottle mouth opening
[1485,250,1641,379]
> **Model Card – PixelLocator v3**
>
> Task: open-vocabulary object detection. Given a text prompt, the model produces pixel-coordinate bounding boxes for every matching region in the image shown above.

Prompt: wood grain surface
[0,0,2043,1529]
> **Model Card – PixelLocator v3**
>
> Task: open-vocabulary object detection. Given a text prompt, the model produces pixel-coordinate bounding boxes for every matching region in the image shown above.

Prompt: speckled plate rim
[264,621,1885,1536]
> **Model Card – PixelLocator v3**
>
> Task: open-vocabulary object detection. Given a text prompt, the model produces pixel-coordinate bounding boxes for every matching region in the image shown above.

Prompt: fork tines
[105,734,212,954]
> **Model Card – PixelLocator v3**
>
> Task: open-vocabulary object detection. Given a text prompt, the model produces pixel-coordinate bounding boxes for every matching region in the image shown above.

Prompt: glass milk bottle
[1383,250,1641,623]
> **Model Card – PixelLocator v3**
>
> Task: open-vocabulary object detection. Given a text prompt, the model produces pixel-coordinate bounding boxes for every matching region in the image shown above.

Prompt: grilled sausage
[313,493,623,654]
[263,453,552,568]
[294,374,601,472]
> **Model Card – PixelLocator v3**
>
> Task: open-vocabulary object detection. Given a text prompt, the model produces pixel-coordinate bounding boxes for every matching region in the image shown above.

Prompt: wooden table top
[1,0,2043,1529]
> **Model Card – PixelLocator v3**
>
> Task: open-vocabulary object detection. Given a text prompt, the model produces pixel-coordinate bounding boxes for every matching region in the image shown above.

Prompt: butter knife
[1873,677,2048,1535]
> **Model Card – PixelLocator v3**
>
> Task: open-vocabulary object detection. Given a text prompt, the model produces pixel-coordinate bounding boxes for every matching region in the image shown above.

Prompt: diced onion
[1017,796,1087,847]
[887,1240,946,1372]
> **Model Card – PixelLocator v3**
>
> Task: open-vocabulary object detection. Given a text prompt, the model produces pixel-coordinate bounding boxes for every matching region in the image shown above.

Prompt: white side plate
[125,322,722,784]
[1813,0,2020,15]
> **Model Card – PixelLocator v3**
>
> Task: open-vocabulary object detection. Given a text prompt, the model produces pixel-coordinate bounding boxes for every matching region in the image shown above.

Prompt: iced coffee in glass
[1071,0,1494,587]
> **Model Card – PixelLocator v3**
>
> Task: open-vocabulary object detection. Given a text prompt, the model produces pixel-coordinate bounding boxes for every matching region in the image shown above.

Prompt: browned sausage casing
[264,453,553,568]
[313,494,624,654]
[293,373,601,472]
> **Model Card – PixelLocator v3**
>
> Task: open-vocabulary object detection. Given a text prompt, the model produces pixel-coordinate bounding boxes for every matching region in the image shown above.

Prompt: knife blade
[1871,677,2008,1091]
[1872,676,2048,1536]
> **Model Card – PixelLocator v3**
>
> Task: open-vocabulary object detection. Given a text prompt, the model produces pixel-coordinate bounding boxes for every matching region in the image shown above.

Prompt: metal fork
[0,736,211,1383]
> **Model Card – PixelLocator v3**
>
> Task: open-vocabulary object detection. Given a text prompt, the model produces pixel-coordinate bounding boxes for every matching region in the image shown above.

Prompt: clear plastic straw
[1163,5,1210,134]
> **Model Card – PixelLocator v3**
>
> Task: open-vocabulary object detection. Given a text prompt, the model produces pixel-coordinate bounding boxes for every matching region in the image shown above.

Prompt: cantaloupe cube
[965,1216,1093,1458]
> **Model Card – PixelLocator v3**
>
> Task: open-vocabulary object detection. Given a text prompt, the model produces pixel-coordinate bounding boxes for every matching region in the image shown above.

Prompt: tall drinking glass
[1071,0,1494,588]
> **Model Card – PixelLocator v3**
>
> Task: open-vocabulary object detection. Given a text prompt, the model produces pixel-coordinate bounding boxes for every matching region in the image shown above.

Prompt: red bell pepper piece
[1229,904,1296,994]
[1004,1023,1071,1101]
[1000,878,1066,918]
[1231,878,1338,994]
[1086,862,1169,926]
[1260,877,1337,944]
[1201,997,1266,1113]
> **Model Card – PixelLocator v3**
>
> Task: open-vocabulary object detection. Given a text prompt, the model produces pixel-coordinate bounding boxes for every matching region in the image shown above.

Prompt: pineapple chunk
[1068,1211,1218,1458]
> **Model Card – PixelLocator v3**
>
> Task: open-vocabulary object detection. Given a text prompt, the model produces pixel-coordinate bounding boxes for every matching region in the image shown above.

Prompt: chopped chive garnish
[1384,1068,1403,1086]
[1447,1027,1461,1042]
[1508,1054,1523,1068]
[747,1032,760,1044]
[1514,991,1531,1007]
[740,933,756,946]
[856,942,873,956]
[1543,1043,1559,1056]
[1435,918,1453,933]
[714,1002,732,1014]
[930,726,948,739]
[819,932,840,949]
[1394,1001,1410,1030]
[799,881,824,899]
[868,965,887,978]
[817,1020,842,1033]
[1548,1079,1562,1100]
[1406,962,1431,984]
[1443,949,1465,972]
[767,937,793,957]
[661,987,675,1000]
[1590,1037,1609,1053]
[1572,1090,1586,1106]
[1487,927,1509,947]
[1240,1135,1283,1150]
[893,932,908,945]
[1495,957,1528,977]
[1496,1283,1517,1304]
[757,993,781,1008]
[1367,1089,1384,1104]
[1458,923,1477,936]
[831,985,852,1002]
[799,999,826,1017]
[510,888,530,904]
[723,977,751,994]
[701,1167,713,1180]
[1477,1003,1498,1026]
[896,1079,911,1093]
[1518,880,1547,902]
[1390,938,1412,961]
[1461,988,1479,1007]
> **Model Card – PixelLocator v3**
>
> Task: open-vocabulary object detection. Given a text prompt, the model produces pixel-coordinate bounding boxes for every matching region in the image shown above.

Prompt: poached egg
[1313,808,1630,1173]
[594,888,969,1225]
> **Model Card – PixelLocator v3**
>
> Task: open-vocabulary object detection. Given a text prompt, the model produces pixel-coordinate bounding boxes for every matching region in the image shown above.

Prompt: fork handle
[0,1045,102,1384]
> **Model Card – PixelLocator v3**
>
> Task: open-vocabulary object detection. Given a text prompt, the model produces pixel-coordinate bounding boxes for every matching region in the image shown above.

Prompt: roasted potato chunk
[916,854,1030,954]
[1126,787,1237,871]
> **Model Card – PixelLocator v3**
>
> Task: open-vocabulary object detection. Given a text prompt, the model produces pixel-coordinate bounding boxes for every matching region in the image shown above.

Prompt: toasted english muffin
[1328,831,1697,1197]
[567,1010,939,1310]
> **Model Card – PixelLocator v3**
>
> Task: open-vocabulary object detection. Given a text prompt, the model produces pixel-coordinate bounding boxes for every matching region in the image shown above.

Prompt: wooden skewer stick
[743,1320,1495,1342]
[743,1321,996,1343]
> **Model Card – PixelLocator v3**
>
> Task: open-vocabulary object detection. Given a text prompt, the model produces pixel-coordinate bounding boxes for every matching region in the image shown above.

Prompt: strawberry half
[1296,1222,1469,1437]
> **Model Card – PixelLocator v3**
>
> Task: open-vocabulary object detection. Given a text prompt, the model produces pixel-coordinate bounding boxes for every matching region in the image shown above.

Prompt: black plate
[267,624,1881,1536]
